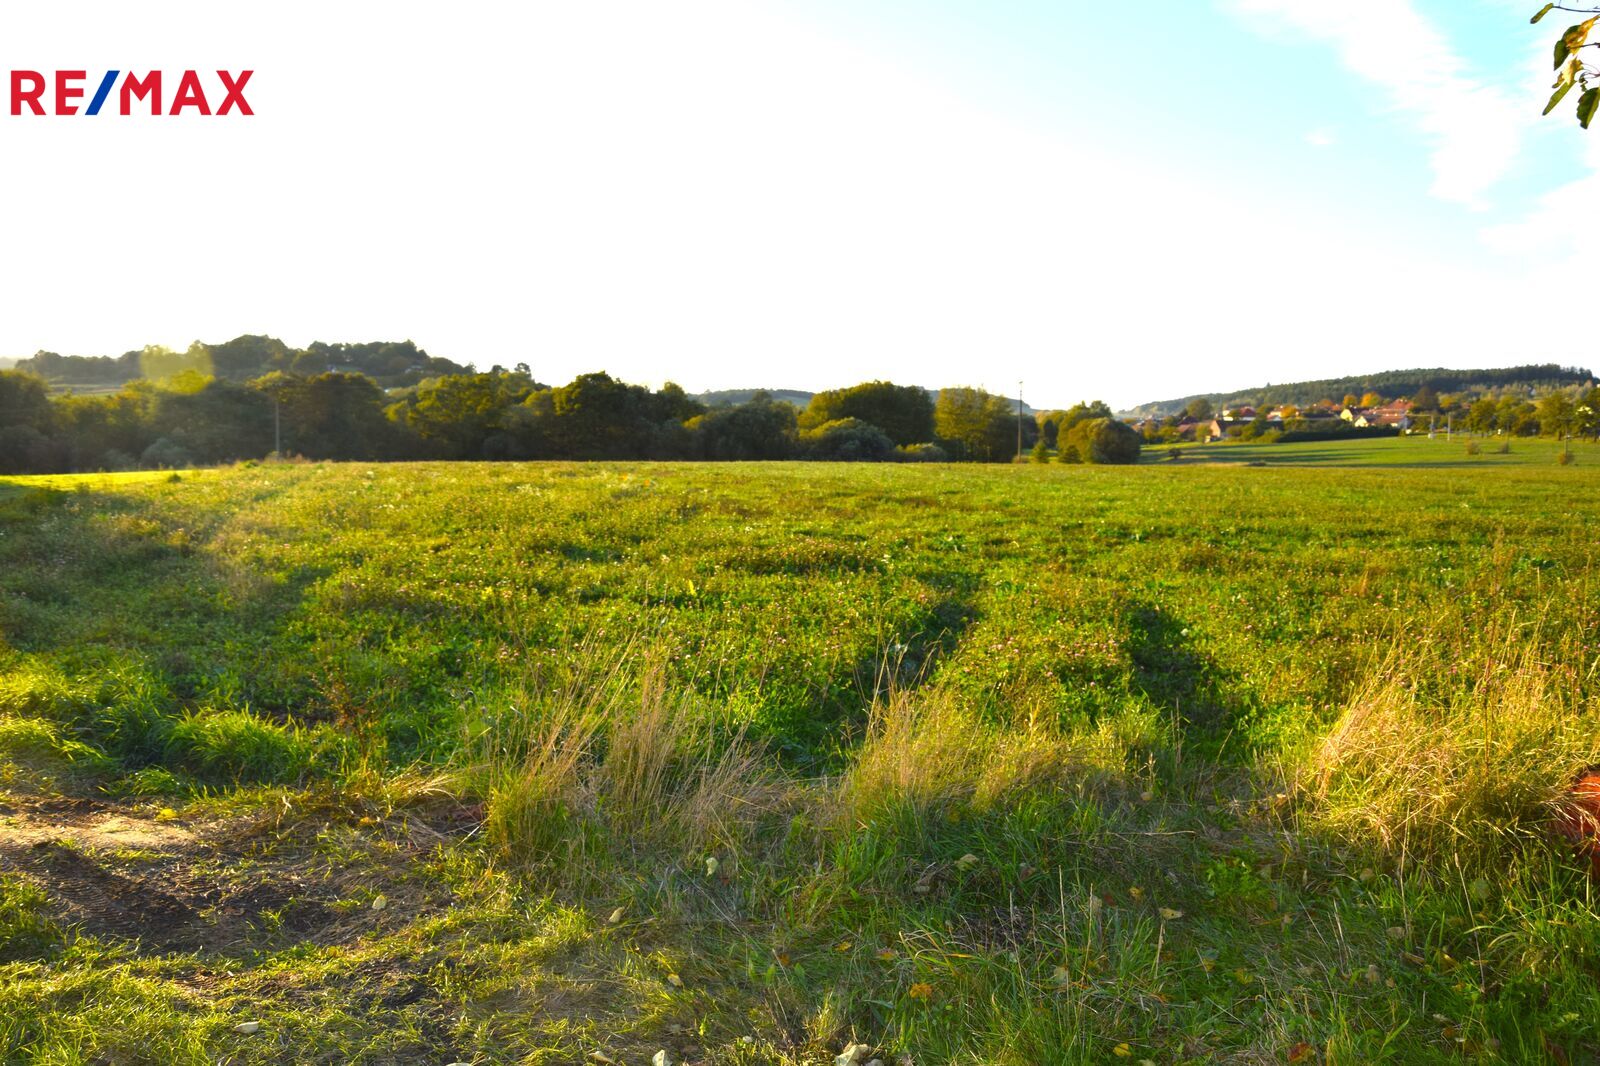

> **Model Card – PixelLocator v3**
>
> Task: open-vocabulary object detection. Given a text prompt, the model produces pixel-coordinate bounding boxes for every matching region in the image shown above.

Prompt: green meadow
[1,436,1599,1064]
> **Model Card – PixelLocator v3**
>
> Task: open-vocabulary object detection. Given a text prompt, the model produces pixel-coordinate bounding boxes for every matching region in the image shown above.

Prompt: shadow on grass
[1125,602,1252,747]
[0,483,331,717]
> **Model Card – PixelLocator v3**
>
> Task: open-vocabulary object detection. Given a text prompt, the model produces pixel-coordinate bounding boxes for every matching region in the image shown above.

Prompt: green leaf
[1533,3,1556,24]
[1548,58,1583,114]
[1547,79,1579,115]
[1578,87,1600,128]
[1557,36,1571,69]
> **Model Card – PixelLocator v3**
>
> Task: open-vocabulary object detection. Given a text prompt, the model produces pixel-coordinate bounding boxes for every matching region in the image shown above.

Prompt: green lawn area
[1,456,1597,1064]
[1158,433,1587,467]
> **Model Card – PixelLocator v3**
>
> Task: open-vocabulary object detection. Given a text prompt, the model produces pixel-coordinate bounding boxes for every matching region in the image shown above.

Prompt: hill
[698,386,1043,416]
[12,335,471,390]
[694,388,816,408]
[1124,363,1595,417]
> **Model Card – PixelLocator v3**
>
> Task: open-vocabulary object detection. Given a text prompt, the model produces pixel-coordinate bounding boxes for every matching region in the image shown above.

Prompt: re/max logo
[8,70,253,116]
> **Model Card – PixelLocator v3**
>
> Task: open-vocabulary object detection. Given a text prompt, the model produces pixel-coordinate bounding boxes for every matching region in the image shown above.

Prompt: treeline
[1129,364,1595,418]
[13,336,471,390]
[0,367,1139,474]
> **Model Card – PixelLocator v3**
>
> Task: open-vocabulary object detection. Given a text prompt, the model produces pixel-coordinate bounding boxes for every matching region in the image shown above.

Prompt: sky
[0,0,1591,408]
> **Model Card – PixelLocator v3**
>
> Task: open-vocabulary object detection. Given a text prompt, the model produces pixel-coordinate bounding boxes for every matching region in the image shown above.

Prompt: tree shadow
[1123,602,1248,743]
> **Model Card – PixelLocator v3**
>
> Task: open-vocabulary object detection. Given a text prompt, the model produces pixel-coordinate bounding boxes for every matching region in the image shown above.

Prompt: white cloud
[1228,0,1523,208]
[1305,128,1336,147]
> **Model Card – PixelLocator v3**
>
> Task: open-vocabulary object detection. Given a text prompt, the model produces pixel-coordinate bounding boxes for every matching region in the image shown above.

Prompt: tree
[1577,386,1600,438]
[1408,385,1439,413]
[1065,417,1141,465]
[1535,6,1600,127]
[149,379,273,464]
[1537,390,1577,440]
[138,344,212,384]
[687,392,797,460]
[799,381,934,446]
[1061,400,1114,432]
[934,387,1019,462]
[0,370,55,432]
[1184,397,1214,422]
[253,371,400,460]
[1342,393,1359,409]
[1030,437,1051,463]
[1359,391,1384,408]
[800,418,897,461]
[1466,396,1498,434]
[388,371,535,458]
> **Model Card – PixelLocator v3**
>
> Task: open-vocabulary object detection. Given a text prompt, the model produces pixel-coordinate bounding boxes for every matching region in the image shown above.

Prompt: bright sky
[0,0,1589,408]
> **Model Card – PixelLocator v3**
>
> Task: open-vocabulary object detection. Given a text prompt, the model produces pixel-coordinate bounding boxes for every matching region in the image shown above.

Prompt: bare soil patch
[0,792,465,956]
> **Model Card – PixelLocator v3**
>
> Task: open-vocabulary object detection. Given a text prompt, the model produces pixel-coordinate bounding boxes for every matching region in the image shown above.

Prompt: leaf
[1113,1044,1134,1058]
[907,982,934,1000]
[1533,4,1556,24]
[1579,87,1600,127]
[1548,58,1584,114]
[1159,907,1184,920]
[1560,19,1600,69]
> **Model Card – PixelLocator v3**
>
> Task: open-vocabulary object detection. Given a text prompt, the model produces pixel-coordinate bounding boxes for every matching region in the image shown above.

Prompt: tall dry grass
[1300,641,1600,867]
[835,686,1151,828]
[476,651,784,870]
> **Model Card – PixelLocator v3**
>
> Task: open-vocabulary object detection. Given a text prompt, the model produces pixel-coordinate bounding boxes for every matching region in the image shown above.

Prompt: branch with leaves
[1534,4,1600,126]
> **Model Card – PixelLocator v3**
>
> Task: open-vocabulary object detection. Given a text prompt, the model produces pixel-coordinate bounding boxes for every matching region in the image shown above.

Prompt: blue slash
[85,71,120,115]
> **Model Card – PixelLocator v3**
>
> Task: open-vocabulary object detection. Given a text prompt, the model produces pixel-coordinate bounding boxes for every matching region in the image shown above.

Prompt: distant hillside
[1123,364,1595,418]
[698,386,1041,415]
[0,356,15,370]
[694,388,816,408]
[11,335,471,390]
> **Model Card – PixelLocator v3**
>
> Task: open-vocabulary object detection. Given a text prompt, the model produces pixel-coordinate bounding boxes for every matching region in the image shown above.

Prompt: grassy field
[2,438,1599,1064]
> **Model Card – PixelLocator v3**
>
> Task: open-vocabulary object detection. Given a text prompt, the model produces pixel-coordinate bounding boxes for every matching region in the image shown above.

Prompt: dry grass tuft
[1303,646,1600,867]
[479,652,785,869]
[835,687,1142,827]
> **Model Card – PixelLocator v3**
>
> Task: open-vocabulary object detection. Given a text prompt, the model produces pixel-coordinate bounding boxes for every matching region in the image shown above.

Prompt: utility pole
[273,398,281,457]
[1017,380,1024,461]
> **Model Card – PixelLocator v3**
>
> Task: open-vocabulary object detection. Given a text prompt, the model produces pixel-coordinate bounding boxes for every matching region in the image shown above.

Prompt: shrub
[800,418,898,462]
[140,437,192,469]
[1064,417,1141,465]
[1558,449,1575,466]
[1465,439,1481,456]
[896,442,949,463]
[1056,444,1082,465]
[100,449,137,472]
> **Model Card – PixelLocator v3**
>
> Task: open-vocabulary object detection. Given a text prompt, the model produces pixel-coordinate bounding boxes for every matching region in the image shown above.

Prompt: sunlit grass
[1,450,1599,1062]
